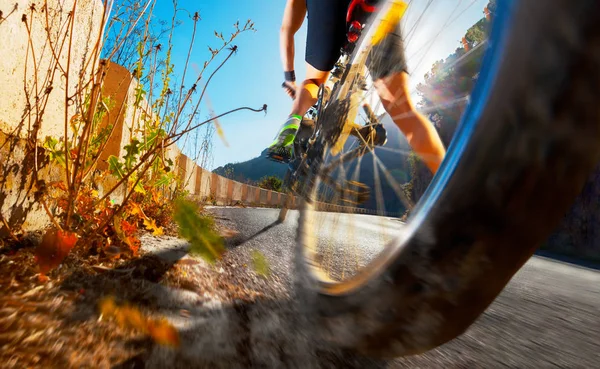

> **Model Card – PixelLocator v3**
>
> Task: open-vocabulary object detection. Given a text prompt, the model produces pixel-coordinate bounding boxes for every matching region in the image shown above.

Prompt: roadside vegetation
[5,0,265,274]
[0,0,268,362]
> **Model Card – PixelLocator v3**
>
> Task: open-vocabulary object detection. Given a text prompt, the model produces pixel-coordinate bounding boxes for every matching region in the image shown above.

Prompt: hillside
[213,151,288,183]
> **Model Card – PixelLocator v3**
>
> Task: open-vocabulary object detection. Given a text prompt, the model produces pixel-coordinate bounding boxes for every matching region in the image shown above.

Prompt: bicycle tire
[295,0,600,358]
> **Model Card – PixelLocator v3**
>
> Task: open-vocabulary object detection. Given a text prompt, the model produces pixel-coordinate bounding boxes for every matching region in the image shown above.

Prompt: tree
[257,176,283,192]
[405,1,496,204]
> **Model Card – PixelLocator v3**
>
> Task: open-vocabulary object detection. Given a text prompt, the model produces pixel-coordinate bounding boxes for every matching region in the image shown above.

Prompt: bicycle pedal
[266,152,291,164]
[354,124,387,146]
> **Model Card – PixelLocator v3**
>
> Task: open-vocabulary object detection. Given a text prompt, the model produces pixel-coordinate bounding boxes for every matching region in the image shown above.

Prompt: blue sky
[151,0,490,170]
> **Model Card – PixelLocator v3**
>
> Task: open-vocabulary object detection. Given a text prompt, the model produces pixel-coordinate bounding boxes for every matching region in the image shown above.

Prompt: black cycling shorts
[305,0,408,80]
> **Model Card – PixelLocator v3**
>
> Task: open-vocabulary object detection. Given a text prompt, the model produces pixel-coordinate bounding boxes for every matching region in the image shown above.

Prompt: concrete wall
[0,0,104,139]
[0,0,105,235]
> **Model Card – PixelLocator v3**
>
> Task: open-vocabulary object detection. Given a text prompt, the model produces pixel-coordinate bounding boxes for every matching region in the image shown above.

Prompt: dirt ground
[0,226,295,369]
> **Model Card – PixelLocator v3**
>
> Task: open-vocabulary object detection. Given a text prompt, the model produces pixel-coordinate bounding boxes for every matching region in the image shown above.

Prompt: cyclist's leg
[368,21,446,174]
[269,0,350,156]
[268,68,328,155]
[375,72,446,174]
[290,66,329,117]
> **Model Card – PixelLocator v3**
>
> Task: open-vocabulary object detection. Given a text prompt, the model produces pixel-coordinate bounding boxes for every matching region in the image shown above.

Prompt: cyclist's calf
[375,71,446,174]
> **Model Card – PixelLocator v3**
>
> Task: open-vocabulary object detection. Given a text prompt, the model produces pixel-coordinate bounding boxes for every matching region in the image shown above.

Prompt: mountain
[213,113,415,215]
[213,150,288,183]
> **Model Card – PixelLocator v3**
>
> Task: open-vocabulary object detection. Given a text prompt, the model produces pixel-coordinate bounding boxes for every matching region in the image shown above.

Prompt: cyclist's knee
[301,78,324,99]
[303,77,326,88]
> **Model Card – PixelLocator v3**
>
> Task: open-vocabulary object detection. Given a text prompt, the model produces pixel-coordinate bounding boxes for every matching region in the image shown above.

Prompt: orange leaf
[69,148,79,160]
[130,202,147,219]
[147,318,180,347]
[113,216,140,255]
[97,296,180,347]
[70,114,82,124]
[143,218,163,236]
[151,189,162,204]
[120,219,138,234]
[124,236,140,255]
[99,296,117,317]
[48,181,68,192]
[35,229,78,274]
[116,305,148,333]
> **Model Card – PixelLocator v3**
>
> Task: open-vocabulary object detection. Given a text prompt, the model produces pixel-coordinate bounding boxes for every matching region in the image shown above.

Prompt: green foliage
[134,84,147,107]
[14,0,265,281]
[173,199,224,263]
[406,2,497,207]
[465,19,488,45]
[123,138,141,170]
[250,250,270,278]
[43,137,67,169]
[154,173,176,187]
[257,175,283,192]
[107,156,126,182]
[139,128,166,151]
[108,154,145,194]
[222,166,235,179]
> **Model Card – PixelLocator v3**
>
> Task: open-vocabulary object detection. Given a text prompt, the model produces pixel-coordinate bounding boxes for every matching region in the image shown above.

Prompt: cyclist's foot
[353,124,388,146]
[267,114,301,162]
[267,146,293,163]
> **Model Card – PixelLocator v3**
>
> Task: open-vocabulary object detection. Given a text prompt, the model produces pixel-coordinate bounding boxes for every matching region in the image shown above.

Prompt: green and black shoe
[267,115,301,163]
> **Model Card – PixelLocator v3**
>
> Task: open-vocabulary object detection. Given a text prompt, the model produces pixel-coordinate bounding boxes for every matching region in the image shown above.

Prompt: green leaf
[91,124,113,149]
[250,250,270,278]
[123,138,141,170]
[134,85,146,106]
[43,136,66,168]
[129,172,146,194]
[43,136,59,150]
[153,173,174,187]
[107,155,125,179]
[139,128,165,151]
[173,199,224,263]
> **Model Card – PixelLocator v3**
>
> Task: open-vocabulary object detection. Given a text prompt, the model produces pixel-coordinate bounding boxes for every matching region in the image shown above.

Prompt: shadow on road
[144,297,390,369]
[228,220,283,248]
[59,248,188,322]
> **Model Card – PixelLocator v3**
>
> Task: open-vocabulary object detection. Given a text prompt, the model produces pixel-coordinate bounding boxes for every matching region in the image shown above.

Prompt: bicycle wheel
[296,0,600,357]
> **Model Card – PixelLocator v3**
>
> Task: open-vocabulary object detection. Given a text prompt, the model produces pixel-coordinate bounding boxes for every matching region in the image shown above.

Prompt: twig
[92,265,135,273]
[94,105,264,207]
[0,217,19,242]
[168,105,267,145]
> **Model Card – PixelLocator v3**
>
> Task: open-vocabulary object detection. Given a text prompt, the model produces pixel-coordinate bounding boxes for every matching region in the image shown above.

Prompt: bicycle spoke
[303,0,490,282]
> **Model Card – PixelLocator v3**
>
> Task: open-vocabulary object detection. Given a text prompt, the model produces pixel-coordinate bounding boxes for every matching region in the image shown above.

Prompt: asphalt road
[147,207,600,368]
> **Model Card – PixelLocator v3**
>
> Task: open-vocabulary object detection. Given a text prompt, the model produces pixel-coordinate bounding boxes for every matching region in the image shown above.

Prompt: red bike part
[347,21,362,43]
[346,0,377,23]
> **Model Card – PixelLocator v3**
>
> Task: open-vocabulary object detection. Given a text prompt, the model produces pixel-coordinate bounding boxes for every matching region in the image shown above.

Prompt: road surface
[146,207,600,368]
